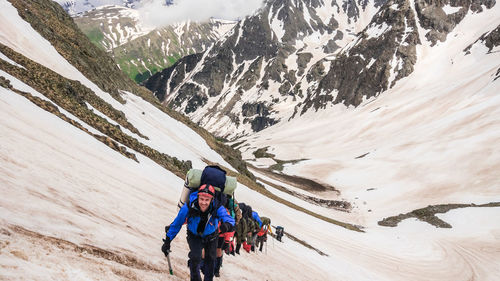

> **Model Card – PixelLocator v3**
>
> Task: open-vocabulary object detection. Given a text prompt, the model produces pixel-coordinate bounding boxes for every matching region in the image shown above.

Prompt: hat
[198,184,215,199]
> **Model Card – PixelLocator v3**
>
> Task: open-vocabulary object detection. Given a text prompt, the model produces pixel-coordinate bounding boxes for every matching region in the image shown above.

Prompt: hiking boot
[214,271,220,277]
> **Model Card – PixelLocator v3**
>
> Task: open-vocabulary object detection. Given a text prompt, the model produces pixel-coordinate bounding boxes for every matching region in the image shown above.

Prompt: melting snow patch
[442,5,462,15]
[400,17,414,46]
[234,19,246,46]
[366,58,376,69]
[116,23,124,44]
[365,22,391,40]
[388,53,403,87]
[270,6,285,42]
[285,52,299,70]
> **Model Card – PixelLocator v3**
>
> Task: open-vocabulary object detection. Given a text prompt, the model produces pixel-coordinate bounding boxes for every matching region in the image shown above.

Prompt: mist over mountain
[55,0,142,15]
[56,0,261,83]
[56,0,264,23]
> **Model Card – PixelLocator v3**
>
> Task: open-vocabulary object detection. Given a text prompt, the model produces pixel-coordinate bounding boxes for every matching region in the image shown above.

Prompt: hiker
[250,211,262,252]
[213,195,240,277]
[276,226,284,242]
[235,203,248,254]
[227,198,242,257]
[178,165,237,211]
[256,217,271,252]
[235,215,247,254]
[241,204,255,253]
[162,184,235,281]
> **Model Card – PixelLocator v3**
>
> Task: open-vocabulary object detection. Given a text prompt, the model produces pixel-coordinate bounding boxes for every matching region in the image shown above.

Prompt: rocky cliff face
[414,0,496,45]
[145,0,496,139]
[301,0,497,112]
[300,0,420,112]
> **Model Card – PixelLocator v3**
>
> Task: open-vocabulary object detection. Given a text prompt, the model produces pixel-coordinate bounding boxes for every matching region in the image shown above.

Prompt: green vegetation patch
[167,55,179,65]
[85,27,105,48]
[253,147,276,158]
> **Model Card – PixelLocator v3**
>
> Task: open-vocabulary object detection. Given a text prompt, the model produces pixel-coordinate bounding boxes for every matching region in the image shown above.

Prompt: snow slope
[2,83,499,280]
[0,0,229,170]
[1,0,500,280]
[240,0,500,269]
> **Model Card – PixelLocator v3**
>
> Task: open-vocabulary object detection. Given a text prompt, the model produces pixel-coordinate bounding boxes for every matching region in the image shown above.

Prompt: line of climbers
[161,165,275,281]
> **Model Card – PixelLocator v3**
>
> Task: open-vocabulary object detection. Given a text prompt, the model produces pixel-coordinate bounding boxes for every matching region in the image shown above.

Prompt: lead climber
[162,184,235,281]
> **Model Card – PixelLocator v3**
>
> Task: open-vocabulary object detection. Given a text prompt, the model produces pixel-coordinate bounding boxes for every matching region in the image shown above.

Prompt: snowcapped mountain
[73,5,236,83]
[74,5,155,51]
[145,0,499,140]
[145,0,386,137]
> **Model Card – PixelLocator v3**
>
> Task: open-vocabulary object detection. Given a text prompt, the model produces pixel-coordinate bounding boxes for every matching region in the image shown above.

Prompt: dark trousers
[257,235,266,251]
[187,232,218,281]
[214,236,225,274]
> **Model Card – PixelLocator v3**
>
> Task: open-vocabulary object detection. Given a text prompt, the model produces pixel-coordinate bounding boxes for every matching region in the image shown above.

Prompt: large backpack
[177,165,237,210]
[200,166,226,191]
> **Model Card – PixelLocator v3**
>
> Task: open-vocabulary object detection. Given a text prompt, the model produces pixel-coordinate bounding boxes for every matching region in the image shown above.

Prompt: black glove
[219,222,233,233]
[161,237,171,257]
[222,241,230,251]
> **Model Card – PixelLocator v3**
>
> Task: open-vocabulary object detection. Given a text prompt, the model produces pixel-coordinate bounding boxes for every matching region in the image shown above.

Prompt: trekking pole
[164,225,173,275]
[166,250,173,275]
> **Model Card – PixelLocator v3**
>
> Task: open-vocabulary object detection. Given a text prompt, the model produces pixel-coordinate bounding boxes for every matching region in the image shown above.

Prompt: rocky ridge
[145,0,496,139]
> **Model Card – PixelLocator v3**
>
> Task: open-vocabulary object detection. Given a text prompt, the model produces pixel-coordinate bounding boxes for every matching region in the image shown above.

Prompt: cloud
[137,0,264,27]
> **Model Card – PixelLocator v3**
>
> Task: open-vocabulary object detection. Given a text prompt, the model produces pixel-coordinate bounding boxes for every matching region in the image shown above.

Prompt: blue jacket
[252,211,262,228]
[167,191,235,240]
